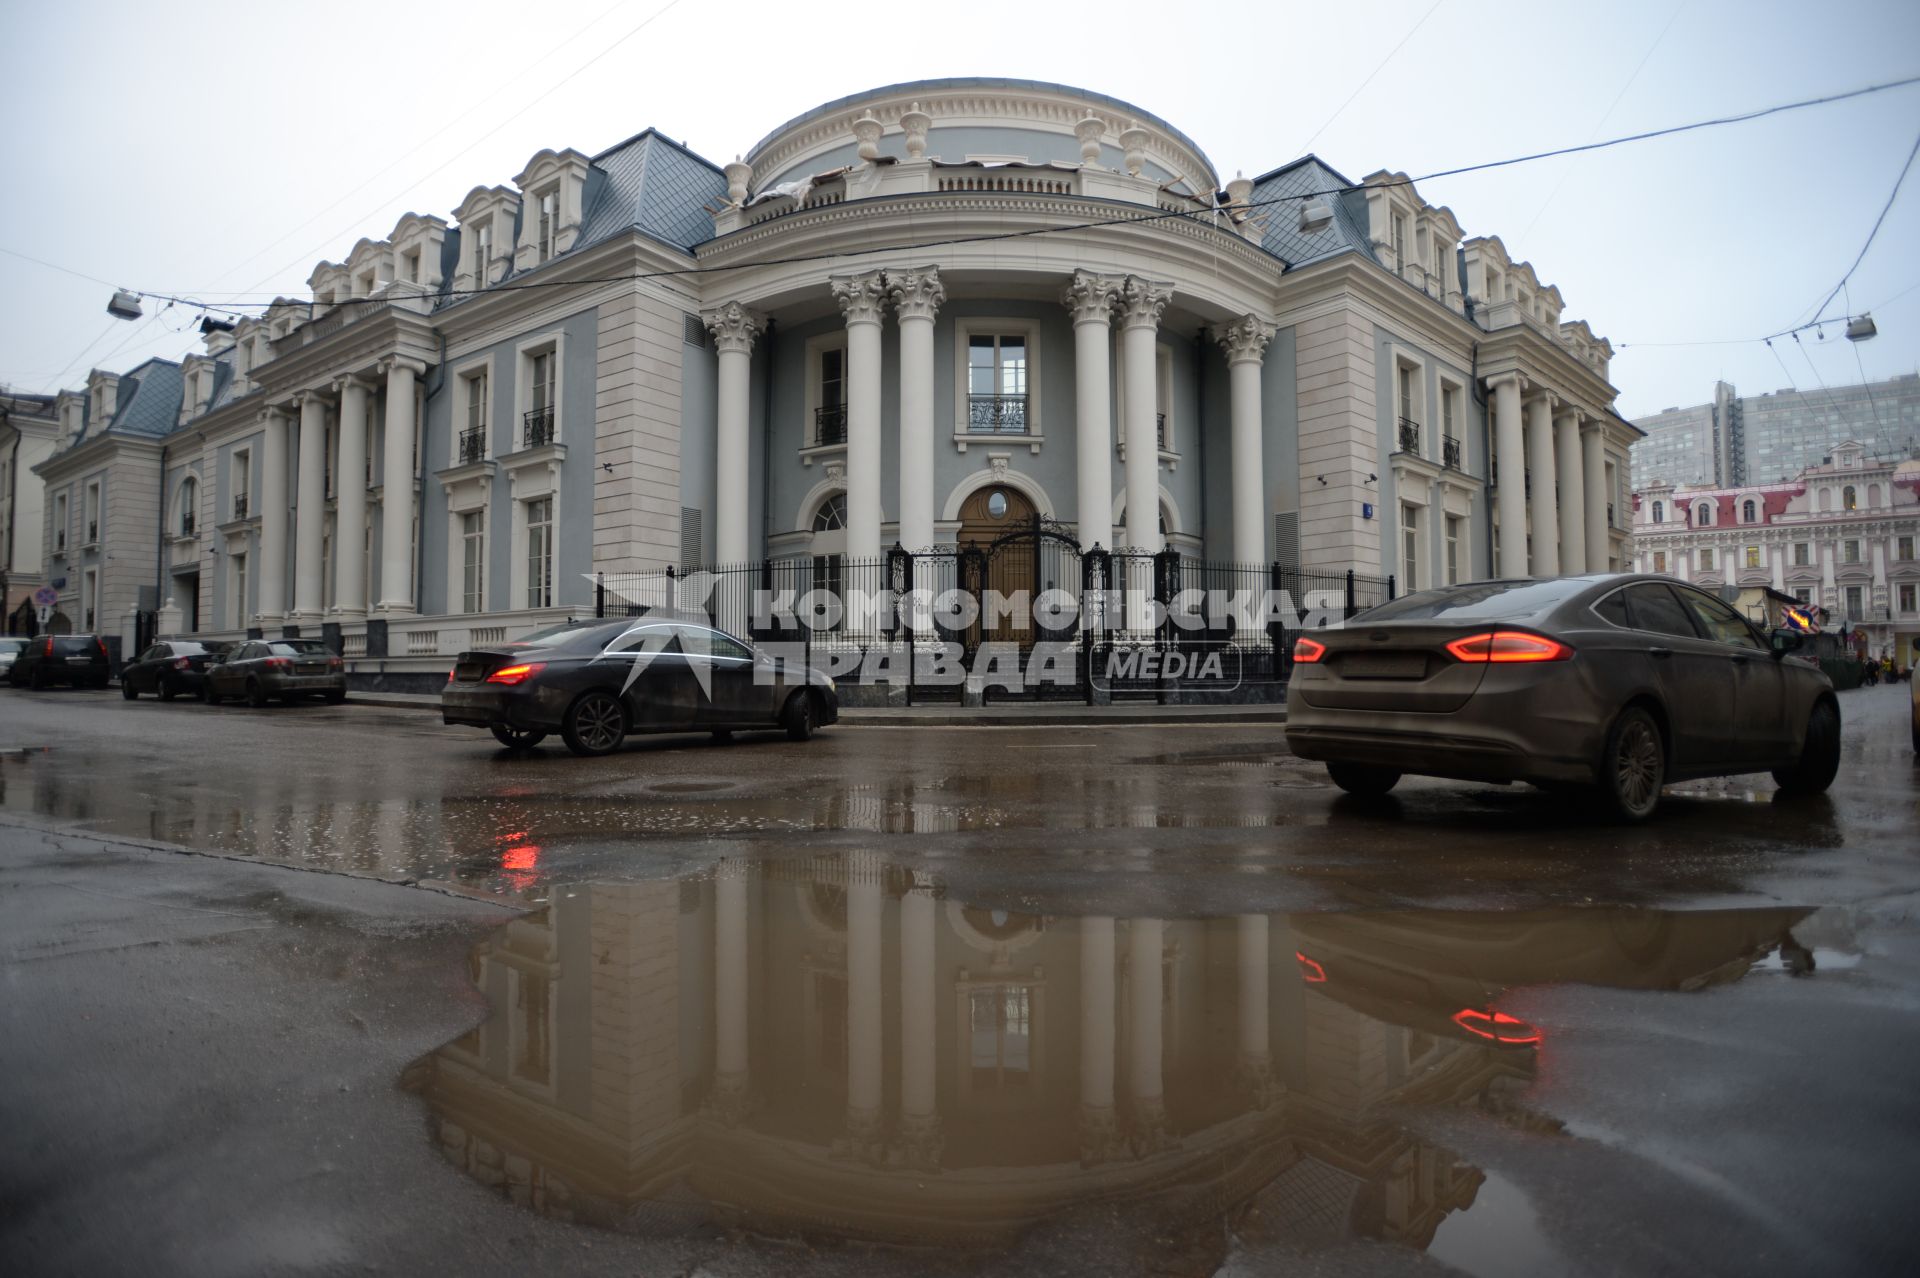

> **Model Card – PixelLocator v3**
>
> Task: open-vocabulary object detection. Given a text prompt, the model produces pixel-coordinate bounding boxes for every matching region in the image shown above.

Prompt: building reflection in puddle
[403,854,1819,1267]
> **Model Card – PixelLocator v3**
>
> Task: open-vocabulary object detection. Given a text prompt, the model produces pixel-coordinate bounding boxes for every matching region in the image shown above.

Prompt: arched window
[176,476,198,537]
[1742,498,1757,524]
[1843,485,1858,511]
[809,493,847,631]
[1652,501,1664,524]
[812,493,847,532]
[1695,502,1713,526]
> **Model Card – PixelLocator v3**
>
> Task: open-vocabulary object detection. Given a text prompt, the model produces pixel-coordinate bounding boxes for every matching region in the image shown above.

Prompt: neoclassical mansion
[31,79,1637,679]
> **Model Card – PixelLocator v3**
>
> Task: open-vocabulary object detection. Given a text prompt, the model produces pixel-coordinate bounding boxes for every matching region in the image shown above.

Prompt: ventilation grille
[682,313,709,348]
[680,506,703,569]
[1273,511,1300,568]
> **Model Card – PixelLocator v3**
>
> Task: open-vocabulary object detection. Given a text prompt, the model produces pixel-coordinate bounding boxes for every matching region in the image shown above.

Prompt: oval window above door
[987,490,1008,519]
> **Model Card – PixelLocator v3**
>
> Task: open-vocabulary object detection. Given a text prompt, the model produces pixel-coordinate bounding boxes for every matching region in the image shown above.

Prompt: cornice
[433,231,699,341]
[254,307,440,395]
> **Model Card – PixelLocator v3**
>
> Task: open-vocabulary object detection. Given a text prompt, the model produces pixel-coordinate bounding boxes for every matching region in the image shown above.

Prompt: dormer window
[1652,501,1664,525]
[1695,502,1713,527]
[403,248,421,283]
[537,190,558,262]
[475,223,493,285]
[1390,213,1407,269]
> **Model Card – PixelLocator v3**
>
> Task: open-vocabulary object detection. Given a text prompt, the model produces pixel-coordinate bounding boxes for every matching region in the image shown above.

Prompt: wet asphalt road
[2,684,1919,1275]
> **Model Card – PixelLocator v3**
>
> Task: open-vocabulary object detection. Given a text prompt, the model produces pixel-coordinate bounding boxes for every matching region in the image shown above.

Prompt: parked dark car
[1285,574,1840,820]
[7,634,112,690]
[203,638,346,706]
[121,639,231,700]
[442,614,839,756]
[0,637,26,682]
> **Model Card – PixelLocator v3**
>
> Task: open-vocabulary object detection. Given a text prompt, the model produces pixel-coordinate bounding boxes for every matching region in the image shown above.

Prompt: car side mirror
[1769,628,1804,657]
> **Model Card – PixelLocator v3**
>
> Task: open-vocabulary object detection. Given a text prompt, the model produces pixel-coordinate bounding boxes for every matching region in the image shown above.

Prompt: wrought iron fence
[813,404,847,446]
[1397,417,1421,457]
[232,494,249,520]
[457,425,486,464]
[1442,434,1462,470]
[966,394,1028,434]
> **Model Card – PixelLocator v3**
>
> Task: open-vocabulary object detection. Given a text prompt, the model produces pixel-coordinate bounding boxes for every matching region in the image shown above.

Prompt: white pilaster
[1492,375,1528,578]
[1237,913,1277,1107]
[375,358,423,616]
[1079,916,1120,1164]
[703,302,765,566]
[1220,315,1275,565]
[333,377,371,621]
[832,272,888,561]
[1063,272,1123,551]
[897,876,942,1168]
[1119,277,1172,553]
[843,853,884,1160]
[290,391,328,627]
[1555,407,1586,574]
[1127,917,1173,1152]
[256,408,290,627]
[709,860,752,1123]
[889,267,944,553]
[1526,391,1560,576]
[1581,421,1608,573]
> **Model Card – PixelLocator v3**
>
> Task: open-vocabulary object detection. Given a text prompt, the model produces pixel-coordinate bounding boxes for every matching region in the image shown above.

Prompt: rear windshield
[1359,579,1595,623]
[0,639,25,655]
[266,640,332,656]
[505,621,626,651]
[169,641,209,655]
[53,637,99,655]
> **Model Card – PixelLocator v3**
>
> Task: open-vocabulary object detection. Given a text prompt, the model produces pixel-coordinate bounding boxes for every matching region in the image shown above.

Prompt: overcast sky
[2,0,1915,418]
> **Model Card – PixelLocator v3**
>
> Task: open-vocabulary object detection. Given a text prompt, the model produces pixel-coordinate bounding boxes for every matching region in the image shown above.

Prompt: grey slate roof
[1249,155,1376,269]
[57,359,184,459]
[577,129,728,254]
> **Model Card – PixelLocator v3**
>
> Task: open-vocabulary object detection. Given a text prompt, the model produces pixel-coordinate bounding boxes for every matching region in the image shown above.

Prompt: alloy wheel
[571,694,624,753]
[1615,718,1661,814]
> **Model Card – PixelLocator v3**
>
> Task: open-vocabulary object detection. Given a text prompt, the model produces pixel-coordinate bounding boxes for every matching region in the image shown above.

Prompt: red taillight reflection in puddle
[1452,1007,1542,1045]
[501,844,540,873]
[1295,950,1327,983]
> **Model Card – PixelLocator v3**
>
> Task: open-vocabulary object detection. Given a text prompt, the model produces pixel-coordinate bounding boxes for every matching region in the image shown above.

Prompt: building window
[1900,583,1918,615]
[518,336,561,448]
[1843,485,1857,511]
[1391,213,1407,267]
[84,481,101,544]
[230,552,248,628]
[967,334,1029,434]
[968,985,1032,1091]
[537,189,558,262]
[1445,514,1460,585]
[178,476,198,536]
[1652,501,1664,525]
[473,222,493,285]
[54,492,68,552]
[1794,587,1811,605]
[812,345,847,447]
[524,498,553,608]
[403,248,421,283]
[1696,503,1713,526]
[1898,535,1914,561]
[1845,584,1863,618]
[459,367,489,464]
[1431,238,1446,293]
[1400,503,1419,592]
[810,493,847,629]
[1793,542,1810,567]
[1742,498,1757,523]
[461,511,485,613]
[82,567,98,631]
[1843,540,1861,565]
[1700,546,1715,572]
[1439,384,1460,466]
[1745,545,1762,570]
[1653,551,1667,574]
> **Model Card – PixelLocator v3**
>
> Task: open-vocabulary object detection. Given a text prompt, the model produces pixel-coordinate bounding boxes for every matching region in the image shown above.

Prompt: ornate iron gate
[963,515,1083,701]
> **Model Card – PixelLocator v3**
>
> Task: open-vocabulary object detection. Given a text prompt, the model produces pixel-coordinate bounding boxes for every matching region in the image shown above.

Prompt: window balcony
[86,520,98,544]
[967,394,1029,435]
[55,532,66,552]
[233,494,249,520]
[1156,412,1167,450]
[522,407,556,449]
[180,514,195,537]
[457,425,487,465]
[1442,434,1462,470]
[1396,417,1422,457]
[813,404,847,447]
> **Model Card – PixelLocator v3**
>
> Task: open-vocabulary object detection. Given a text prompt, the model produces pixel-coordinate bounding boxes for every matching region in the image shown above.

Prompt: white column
[1581,422,1608,572]
[1079,916,1121,1165]
[897,874,942,1168]
[1492,375,1528,578]
[1555,407,1586,574]
[333,376,371,621]
[375,359,422,615]
[1127,917,1173,1153]
[1119,277,1172,553]
[1063,271,1123,550]
[1526,391,1560,576]
[1771,544,1787,593]
[842,853,885,1161]
[290,390,328,628]
[1220,315,1275,565]
[703,302,765,566]
[831,272,888,561]
[889,267,943,553]
[708,860,752,1123]
[256,408,290,628]
[1237,914,1278,1108]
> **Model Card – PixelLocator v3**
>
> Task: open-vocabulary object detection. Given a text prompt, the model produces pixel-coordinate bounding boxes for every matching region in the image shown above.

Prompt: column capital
[258,406,292,425]
[702,300,767,354]
[1061,270,1124,325]
[886,265,945,322]
[1526,386,1559,412]
[829,271,888,327]
[1484,370,1525,393]
[376,356,428,378]
[333,372,376,397]
[290,389,331,410]
[1217,314,1275,365]
[1117,276,1173,330]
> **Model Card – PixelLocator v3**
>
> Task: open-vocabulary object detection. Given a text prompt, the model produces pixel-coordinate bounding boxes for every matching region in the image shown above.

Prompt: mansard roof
[575,128,728,254]
[57,358,183,457]
[1247,154,1374,268]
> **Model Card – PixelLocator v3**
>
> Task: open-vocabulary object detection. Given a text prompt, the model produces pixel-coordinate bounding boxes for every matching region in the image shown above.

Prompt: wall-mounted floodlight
[106,290,143,320]
[1846,314,1877,342]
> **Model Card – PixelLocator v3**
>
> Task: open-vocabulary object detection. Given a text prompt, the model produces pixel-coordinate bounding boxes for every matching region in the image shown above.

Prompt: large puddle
[402,856,1839,1271]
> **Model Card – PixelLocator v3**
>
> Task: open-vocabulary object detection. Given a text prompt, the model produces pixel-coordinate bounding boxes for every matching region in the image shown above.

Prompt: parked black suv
[7,634,112,690]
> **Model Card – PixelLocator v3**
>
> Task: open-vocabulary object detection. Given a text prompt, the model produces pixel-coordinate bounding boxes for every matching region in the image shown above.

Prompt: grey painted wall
[1371,322,1490,587]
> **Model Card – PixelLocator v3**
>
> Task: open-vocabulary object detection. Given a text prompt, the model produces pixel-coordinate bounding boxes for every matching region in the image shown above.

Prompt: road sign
[36,604,53,625]
[32,585,57,607]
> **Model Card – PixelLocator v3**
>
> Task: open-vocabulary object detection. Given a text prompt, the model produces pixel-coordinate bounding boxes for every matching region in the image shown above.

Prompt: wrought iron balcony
[1396,417,1422,457]
[1442,434,1462,470]
[813,404,847,446]
[457,425,487,465]
[55,531,65,552]
[180,513,195,537]
[233,494,249,520]
[522,406,556,448]
[967,394,1029,434]
[86,520,98,543]
[1156,412,1167,450]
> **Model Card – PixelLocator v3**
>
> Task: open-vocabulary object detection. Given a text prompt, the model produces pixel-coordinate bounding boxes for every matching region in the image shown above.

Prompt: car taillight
[42,638,53,656]
[1292,637,1327,663]
[173,658,191,670]
[1444,631,1573,663]
[447,668,456,683]
[96,638,108,659]
[486,662,545,685]
[328,657,343,669]
[265,657,292,673]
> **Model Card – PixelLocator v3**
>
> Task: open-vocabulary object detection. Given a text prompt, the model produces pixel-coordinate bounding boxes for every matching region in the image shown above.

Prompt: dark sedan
[442,615,838,756]
[203,638,347,706]
[1285,574,1839,820]
[121,640,229,700]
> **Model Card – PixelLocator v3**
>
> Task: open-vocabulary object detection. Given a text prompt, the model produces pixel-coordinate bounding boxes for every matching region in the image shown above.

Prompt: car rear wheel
[1597,706,1664,822]
[1326,763,1401,796]
[158,677,178,702]
[782,691,815,742]
[203,680,220,705]
[121,679,137,700]
[1773,699,1840,796]
[246,679,270,709]
[561,691,626,757]
[490,724,548,750]
[29,668,46,691]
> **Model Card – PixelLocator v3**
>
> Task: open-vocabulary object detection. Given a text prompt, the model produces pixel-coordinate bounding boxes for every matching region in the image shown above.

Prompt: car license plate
[66,656,91,665]
[1339,652,1427,679]
[297,663,325,675]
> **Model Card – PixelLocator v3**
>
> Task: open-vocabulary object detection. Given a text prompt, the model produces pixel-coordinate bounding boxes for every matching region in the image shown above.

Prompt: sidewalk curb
[345,694,1288,727]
